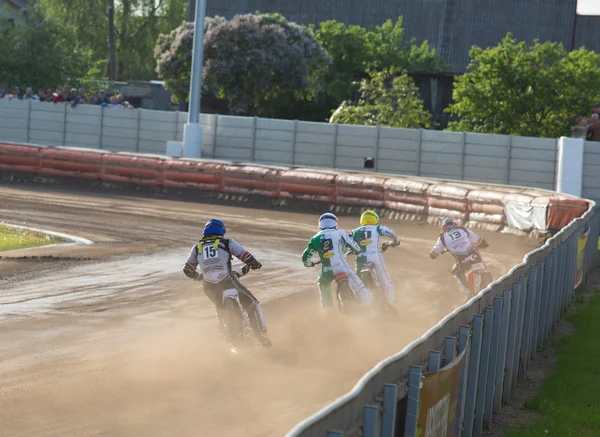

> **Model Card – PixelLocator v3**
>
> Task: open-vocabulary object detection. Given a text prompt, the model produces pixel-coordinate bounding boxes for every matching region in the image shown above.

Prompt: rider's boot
[257,330,272,348]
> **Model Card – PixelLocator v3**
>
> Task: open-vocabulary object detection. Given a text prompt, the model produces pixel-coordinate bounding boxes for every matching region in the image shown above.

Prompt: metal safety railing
[285,203,599,437]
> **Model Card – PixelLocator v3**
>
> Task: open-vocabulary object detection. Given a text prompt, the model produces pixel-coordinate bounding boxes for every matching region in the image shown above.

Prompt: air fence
[285,204,599,437]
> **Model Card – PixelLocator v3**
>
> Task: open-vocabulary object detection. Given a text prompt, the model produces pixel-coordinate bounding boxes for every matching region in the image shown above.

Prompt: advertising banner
[416,348,466,437]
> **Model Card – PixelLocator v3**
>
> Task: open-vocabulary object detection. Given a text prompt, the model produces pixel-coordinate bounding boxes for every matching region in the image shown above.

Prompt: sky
[578,0,600,15]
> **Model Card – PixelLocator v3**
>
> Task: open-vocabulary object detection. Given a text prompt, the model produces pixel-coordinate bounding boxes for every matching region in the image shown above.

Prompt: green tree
[0,15,91,90]
[447,33,600,138]
[314,17,445,119]
[330,69,431,129]
[155,13,331,117]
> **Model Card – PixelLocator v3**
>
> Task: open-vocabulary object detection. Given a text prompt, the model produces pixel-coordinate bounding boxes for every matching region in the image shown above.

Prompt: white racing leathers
[430,227,483,261]
[185,237,267,331]
[350,225,398,304]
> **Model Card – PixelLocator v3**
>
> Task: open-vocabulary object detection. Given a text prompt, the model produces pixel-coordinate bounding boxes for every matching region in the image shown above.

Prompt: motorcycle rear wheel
[222,298,243,347]
[336,279,356,312]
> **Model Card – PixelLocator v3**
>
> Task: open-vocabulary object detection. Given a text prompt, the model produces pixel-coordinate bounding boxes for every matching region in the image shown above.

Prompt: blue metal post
[513,274,528,385]
[566,237,576,306]
[428,351,442,372]
[381,384,398,437]
[539,255,553,347]
[363,404,380,437]
[502,282,521,403]
[547,248,559,333]
[555,245,565,323]
[530,262,544,360]
[474,307,494,434]
[484,297,503,427]
[463,315,484,437]
[444,336,457,367]
[404,366,422,437]
[494,289,512,413]
[326,431,343,437]
[455,325,471,437]
[521,266,538,371]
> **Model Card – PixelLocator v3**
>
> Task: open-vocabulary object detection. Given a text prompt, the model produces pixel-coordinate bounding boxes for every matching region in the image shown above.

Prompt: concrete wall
[0,99,558,191]
[583,140,600,200]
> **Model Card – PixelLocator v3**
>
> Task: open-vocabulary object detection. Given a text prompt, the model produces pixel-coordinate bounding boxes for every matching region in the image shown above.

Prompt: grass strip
[508,291,600,437]
[0,224,63,252]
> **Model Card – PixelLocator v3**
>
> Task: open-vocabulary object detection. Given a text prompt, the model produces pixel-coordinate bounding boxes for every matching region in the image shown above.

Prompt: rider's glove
[183,265,201,281]
[245,255,262,270]
[303,260,314,268]
[429,252,438,260]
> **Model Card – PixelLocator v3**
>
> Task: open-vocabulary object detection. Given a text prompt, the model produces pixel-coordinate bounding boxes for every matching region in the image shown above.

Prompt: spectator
[594,104,600,118]
[45,88,54,102]
[82,97,89,104]
[78,88,86,102]
[52,88,65,103]
[576,113,588,127]
[37,88,46,101]
[117,93,125,105]
[108,95,120,107]
[12,86,22,100]
[67,88,80,103]
[23,87,37,100]
[0,81,4,98]
[122,100,134,109]
[62,86,71,101]
[588,113,600,141]
[95,89,109,105]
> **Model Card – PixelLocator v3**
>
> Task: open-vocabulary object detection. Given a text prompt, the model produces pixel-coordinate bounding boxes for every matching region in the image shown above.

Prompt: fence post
[484,297,503,427]
[62,102,67,146]
[212,115,218,158]
[462,315,484,437]
[291,120,298,166]
[404,366,422,437]
[513,274,528,387]
[135,109,141,153]
[251,116,258,162]
[99,106,104,149]
[428,350,442,372]
[381,384,398,437]
[474,307,494,434]
[326,430,343,437]
[444,336,457,366]
[521,265,538,374]
[333,123,339,169]
[374,125,381,172]
[548,248,559,333]
[460,131,466,180]
[26,98,31,143]
[416,128,422,176]
[555,245,565,323]
[363,404,380,437]
[539,255,553,347]
[505,135,513,184]
[455,325,471,437]
[493,289,512,413]
[531,261,544,359]
[503,282,522,403]
[568,236,577,303]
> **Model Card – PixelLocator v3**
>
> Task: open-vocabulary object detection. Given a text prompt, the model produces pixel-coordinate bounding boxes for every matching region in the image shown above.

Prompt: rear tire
[336,279,356,312]
[223,298,243,346]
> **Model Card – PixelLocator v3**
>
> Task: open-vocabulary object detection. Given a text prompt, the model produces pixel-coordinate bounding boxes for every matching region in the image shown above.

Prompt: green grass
[507,291,600,437]
[0,225,63,252]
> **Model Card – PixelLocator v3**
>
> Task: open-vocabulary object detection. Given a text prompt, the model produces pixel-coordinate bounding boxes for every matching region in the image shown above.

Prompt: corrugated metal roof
[206,0,600,73]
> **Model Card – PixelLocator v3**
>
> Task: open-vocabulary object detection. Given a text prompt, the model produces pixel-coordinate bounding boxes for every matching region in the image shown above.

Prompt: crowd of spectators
[576,104,600,141]
[0,83,134,109]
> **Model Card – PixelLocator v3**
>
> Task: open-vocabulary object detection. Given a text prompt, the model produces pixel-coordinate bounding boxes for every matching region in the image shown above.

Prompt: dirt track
[0,184,539,437]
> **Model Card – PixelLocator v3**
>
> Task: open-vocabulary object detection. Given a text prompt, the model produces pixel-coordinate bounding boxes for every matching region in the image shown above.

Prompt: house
[0,0,28,24]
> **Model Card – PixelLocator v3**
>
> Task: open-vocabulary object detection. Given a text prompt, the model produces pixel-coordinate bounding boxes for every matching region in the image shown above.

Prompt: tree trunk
[107,0,117,81]
[188,0,195,22]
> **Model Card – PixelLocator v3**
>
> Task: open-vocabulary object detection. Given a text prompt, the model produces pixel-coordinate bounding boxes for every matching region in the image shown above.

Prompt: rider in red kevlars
[429,218,489,292]
[182,218,271,347]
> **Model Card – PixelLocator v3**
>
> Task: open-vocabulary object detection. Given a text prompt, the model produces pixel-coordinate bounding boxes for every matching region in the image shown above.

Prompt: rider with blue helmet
[183,218,271,347]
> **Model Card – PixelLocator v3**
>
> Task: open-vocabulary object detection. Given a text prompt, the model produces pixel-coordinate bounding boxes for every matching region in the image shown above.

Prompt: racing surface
[0,184,539,437]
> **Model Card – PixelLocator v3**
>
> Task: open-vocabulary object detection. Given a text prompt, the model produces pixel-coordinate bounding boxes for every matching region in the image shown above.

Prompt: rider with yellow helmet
[349,210,400,307]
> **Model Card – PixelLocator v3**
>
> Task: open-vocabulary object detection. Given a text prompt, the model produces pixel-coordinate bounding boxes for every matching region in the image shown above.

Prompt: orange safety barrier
[334,174,387,207]
[279,169,337,203]
[0,143,592,233]
[220,164,282,197]
[0,143,41,172]
[162,159,223,191]
[102,154,164,185]
[39,148,104,180]
[547,196,590,230]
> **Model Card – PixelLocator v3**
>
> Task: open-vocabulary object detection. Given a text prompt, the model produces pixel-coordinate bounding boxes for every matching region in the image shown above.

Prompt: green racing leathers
[302,228,371,308]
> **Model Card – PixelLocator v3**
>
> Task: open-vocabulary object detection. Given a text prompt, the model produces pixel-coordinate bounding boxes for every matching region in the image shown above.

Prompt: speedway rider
[302,213,371,308]
[183,218,271,347]
[429,218,489,292]
[349,210,400,307]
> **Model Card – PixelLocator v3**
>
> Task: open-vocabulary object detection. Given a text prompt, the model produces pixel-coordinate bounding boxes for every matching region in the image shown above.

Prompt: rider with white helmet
[183,218,271,347]
[349,210,400,306]
[302,213,371,308]
[430,218,489,290]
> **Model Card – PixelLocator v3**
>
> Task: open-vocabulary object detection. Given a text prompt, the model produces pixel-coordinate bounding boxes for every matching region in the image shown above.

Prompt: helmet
[360,210,379,226]
[319,213,338,230]
[203,218,226,237]
[441,218,459,233]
